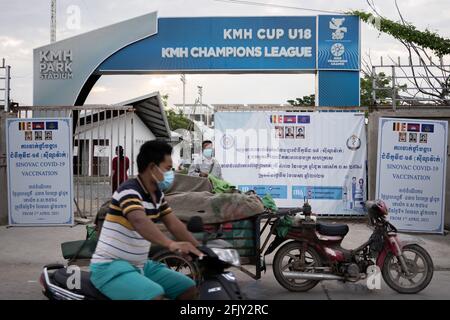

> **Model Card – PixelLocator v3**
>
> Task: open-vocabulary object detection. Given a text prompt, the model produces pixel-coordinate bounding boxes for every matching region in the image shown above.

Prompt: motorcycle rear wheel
[273,241,322,292]
[382,244,434,294]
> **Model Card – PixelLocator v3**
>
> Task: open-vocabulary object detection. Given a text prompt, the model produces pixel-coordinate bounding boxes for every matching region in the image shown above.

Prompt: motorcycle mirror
[187,216,204,233]
[365,200,377,210]
[303,201,312,216]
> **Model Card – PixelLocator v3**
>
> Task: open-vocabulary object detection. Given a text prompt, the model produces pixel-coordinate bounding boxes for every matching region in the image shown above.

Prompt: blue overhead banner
[98,15,359,73]
[33,12,361,107]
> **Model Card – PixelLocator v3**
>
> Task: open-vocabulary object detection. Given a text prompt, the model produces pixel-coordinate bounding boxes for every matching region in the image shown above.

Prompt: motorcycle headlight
[211,248,241,267]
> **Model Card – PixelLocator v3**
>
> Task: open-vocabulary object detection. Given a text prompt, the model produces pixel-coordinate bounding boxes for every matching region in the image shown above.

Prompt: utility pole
[180,74,186,113]
[50,0,57,43]
[1,58,11,112]
[197,86,208,126]
[197,85,203,106]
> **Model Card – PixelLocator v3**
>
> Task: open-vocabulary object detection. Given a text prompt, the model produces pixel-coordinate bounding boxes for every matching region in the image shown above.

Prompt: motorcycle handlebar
[43,264,65,270]
[276,208,303,216]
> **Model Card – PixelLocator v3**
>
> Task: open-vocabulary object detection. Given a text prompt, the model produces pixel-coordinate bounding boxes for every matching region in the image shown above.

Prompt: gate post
[0,111,15,225]
[367,111,382,201]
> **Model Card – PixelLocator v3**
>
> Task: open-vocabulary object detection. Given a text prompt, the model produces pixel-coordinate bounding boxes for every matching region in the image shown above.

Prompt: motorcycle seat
[316,223,349,237]
[53,268,109,300]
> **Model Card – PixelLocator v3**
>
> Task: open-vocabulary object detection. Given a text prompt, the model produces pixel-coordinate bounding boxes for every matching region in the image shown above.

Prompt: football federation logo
[346,134,361,151]
[221,134,234,150]
[331,43,345,57]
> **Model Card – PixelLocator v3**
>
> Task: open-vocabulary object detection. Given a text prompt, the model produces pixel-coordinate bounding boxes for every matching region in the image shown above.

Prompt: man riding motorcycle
[89,140,203,300]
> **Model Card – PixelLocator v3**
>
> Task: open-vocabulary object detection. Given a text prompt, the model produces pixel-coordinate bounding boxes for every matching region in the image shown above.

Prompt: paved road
[236,268,450,300]
[1,223,449,300]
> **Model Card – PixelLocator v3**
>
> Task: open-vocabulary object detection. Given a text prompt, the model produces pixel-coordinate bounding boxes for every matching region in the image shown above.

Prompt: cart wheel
[273,241,322,292]
[152,250,201,282]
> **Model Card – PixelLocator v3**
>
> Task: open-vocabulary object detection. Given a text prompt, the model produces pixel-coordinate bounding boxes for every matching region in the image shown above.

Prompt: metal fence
[371,57,450,109]
[12,105,137,219]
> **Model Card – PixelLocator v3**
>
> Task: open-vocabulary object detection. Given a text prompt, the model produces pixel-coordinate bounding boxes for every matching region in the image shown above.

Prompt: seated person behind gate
[188,140,222,179]
[90,140,203,300]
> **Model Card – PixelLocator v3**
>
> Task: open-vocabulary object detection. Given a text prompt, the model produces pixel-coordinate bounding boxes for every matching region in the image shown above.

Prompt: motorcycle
[267,200,434,294]
[39,216,245,300]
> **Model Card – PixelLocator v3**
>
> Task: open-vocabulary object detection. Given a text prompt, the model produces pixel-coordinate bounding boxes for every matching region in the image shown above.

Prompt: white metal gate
[12,105,137,219]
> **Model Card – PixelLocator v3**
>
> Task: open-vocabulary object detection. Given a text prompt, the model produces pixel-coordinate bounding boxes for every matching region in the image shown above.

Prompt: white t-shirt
[188,156,222,179]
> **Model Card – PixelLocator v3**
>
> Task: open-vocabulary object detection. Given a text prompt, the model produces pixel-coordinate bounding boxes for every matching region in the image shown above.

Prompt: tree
[287,74,405,107]
[166,109,193,131]
[360,72,406,106]
[161,94,169,108]
[161,94,193,131]
[349,1,450,105]
[287,94,315,106]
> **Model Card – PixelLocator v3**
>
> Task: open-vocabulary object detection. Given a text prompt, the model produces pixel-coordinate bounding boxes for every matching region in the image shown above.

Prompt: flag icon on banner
[283,115,297,123]
[45,121,59,130]
[392,122,406,131]
[270,115,283,123]
[32,122,45,130]
[297,115,311,124]
[407,123,420,132]
[18,122,26,130]
[421,124,434,133]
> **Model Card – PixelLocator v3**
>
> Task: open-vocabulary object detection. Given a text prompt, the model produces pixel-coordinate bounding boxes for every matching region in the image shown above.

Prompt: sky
[1,0,449,107]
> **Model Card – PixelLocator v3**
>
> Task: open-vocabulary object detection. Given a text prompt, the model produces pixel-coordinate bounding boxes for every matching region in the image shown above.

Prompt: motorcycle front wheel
[152,250,202,283]
[273,241,322,292]
[382,244,434,294]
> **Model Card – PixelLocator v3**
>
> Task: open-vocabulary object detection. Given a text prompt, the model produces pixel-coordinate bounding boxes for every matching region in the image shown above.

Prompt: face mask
[203,148,213,158]
[153,166,175,191]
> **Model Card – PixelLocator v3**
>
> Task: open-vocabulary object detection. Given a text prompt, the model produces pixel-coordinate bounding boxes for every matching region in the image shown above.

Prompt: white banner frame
[376,117,447,234]
[215,111,367,215]
[6,118,74,227]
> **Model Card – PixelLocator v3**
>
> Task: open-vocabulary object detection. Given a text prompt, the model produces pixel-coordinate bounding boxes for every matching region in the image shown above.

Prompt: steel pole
[4,65,10,112]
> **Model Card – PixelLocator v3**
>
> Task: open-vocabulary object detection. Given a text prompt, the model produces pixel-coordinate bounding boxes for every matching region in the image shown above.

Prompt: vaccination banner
[376,118,448,234]
[6,118,73,226]
[215,112,367,215]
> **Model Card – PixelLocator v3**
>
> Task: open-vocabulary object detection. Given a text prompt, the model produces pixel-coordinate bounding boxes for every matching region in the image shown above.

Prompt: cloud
[91,86,111,93]
[0,36,23,48]
[147,76,172,88]
[2,0,450,106]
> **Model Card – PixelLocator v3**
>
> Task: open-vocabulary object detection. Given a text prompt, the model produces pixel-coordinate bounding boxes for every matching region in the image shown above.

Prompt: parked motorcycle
[39,216,245,300]
[267,200,434,294]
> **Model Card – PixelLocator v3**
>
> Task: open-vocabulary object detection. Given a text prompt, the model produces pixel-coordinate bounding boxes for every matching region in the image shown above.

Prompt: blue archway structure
[33,12,360,107]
